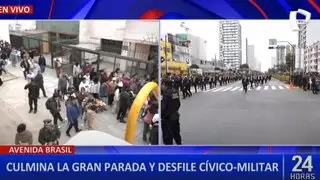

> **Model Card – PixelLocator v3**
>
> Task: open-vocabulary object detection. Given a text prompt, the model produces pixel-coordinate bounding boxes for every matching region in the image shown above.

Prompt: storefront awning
[161,61,188,71]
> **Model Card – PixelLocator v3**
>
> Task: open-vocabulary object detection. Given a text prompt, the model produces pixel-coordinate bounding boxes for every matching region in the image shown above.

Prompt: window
[100,39,123,54]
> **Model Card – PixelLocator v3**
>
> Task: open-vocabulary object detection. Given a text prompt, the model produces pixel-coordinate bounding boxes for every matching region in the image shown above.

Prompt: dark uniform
[161,80,182,145]
[242,77,249,93]
[34,72,47,98]
[24,79,39,113]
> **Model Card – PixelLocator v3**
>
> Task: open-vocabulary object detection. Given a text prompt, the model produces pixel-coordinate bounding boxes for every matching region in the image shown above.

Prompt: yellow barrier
[125,82,159,144]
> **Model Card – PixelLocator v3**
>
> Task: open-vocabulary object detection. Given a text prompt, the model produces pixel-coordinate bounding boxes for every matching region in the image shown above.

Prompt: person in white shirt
[79,78,90,93]
[83,73,90,83]
[112,81,123,114]
[150,113,159,145]
[89,77,100,95]
[73,62,82,77]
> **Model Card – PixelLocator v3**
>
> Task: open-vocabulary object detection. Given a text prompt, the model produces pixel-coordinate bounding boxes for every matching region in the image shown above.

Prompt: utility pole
[165,34,168,74]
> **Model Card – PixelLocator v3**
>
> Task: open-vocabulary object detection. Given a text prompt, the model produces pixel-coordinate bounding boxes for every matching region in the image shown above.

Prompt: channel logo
[289,9,311,31]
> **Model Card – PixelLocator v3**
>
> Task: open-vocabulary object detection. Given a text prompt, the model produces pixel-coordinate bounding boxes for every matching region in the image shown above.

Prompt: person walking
[66,96,82,137]
[34,70,47,98]
[38,54,46,73]
[46,93,65,128]
[117,87,131,123]
[20,58,30,80]
[24,78,38,114]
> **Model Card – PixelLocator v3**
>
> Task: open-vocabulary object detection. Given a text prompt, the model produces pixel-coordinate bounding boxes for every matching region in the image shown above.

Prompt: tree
[278,63,289,72]
[285,52,295,70]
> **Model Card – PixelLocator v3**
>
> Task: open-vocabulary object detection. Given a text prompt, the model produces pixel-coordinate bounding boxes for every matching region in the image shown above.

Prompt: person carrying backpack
[38,119,61,145]
[46,92,65,128]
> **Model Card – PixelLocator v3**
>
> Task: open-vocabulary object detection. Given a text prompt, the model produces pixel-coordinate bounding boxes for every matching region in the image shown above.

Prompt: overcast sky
[160,20,298,72]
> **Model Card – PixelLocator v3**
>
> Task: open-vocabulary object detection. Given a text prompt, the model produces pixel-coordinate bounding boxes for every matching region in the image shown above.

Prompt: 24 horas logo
[289,9,311,31]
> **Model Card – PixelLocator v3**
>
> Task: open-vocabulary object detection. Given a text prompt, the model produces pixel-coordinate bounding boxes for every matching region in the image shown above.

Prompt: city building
[168,33,191,66]
[300,21,320,72]
[8,20,158,76]
[246,45,256,70]
[304,41,320,72]
[276,45,286,65]
[174,33,207,64]
[271,56,277,68]
[78,20,158,74]
[160,38,188,74]
[255,60,261,72]
[219,20,242,69]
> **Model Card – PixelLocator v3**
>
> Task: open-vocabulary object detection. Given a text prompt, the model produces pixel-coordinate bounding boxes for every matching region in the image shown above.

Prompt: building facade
[304,41,320,72]
[247,45,255,70]
[300,21,320,72]
[271,56,277,68]
[219,20,242,69]
[79,20,158,73]
[176,33,207,63]
[276,45,286,65]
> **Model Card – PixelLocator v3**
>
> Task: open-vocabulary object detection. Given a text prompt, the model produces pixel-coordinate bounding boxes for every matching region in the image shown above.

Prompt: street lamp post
[165,34,168,74]
[180,22,191,73]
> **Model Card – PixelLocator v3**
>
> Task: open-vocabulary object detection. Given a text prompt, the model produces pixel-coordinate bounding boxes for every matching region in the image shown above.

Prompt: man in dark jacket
[35,70,47,98]
[38,119,61,145]
[161,79,182,145]
[20,58,30,79]
[117,88,131,123]
[24,78,38,113]
[38,55,46,73]
[46,93,64,127]
[66,96,81,137]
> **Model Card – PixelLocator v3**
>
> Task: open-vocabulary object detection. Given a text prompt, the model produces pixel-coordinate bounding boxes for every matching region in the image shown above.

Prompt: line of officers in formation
[161,72,272,145]
[291,73,320,94]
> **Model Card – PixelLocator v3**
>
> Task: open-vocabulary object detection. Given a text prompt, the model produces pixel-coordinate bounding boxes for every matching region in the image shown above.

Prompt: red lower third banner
[0,146,75,154]
[0,5,34,14]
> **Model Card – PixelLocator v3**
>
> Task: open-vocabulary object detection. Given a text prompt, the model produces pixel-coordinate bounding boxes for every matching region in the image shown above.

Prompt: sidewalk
[0,65,145,145]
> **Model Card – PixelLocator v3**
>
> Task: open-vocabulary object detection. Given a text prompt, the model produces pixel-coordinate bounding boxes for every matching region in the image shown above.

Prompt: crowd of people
[160,71,272,145]
[291,73,320,95]
[1,39,158,145]
[162,73,243,99]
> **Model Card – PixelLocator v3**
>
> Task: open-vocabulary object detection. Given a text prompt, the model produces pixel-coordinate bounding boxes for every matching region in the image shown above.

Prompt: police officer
[161,79,182,145]
[242,76,249,93]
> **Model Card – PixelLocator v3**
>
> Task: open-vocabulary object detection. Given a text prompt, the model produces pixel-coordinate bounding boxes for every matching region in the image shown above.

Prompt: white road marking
[222,87,233,92]
[231,87,240,91]
[264,86,269,90]
[211,87,225,92]
[271,86,276,90]
[278,86,284,90]
[238,87,243,91]
[204,88,215,92]
[256,86,262,90]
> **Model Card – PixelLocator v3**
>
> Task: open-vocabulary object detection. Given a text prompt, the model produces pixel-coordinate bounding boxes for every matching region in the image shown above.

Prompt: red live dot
[140,9,164,19]
[0,5,34,14]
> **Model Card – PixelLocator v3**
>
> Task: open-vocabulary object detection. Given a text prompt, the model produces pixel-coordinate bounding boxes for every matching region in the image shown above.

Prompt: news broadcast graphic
[1,148,320,180]
[0,154,284,180]
[2,145,320,155]
[0,0,320,19]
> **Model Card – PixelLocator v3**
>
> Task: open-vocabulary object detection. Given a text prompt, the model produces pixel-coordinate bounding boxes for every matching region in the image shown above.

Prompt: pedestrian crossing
[203,85,289,93]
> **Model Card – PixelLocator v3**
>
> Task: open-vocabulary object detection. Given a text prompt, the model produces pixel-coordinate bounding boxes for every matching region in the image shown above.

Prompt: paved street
[179,79,320,145]
[0,64,145,145]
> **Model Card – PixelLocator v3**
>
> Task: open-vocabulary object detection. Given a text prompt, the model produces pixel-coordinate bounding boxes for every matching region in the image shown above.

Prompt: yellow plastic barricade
[125,82,159,144]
